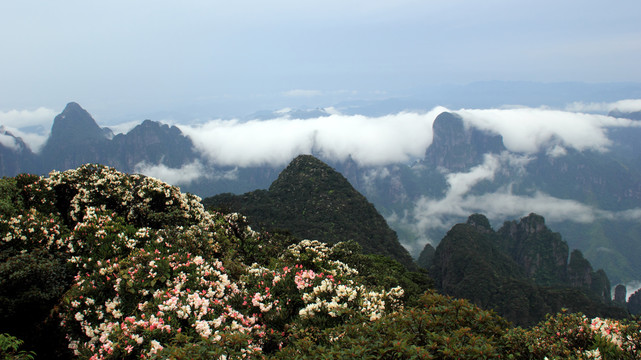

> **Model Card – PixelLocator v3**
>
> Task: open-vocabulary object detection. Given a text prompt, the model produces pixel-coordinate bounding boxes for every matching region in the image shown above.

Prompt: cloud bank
[410,153,641,238]
[175,102,641,169]
[179,107,447,167]
[453,107,640,154]
[0,132,20,151]
[134,161,238,186]
[0,107,57,152]
[565,99,641,113]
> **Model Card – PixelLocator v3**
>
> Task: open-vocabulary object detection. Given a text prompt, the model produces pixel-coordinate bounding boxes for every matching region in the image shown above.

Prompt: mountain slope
[429,213,627,326]
[203,155,417,269]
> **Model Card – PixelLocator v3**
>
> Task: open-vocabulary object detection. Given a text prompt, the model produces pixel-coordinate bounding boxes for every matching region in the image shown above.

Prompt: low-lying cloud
[0,107,57,129]
[4,102,641,167]
[176,103,641,169]
[453,107,640,154]
[179,107,447,167]
[0,107,57,152]
[134,161,238,186]
[565,99,641,113]
[0,132,20,151]
[410,153,641,238]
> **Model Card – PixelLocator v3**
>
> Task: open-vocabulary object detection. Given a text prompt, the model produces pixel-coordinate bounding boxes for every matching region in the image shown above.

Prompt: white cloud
[565,99,641,113]
[105,120,144,135]
[0,107,56,152]
[0,107,56,129]
[179,107,447,167]
[454,107,640,154]
[623,280,641,301]
[410,152,641,236]
[0,132,19,151]
[134,161,237,186]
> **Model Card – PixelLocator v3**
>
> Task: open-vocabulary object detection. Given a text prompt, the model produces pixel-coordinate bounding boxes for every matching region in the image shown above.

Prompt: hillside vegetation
[203,155,417,269]
[1,164,640,359]
[428,213,628,326]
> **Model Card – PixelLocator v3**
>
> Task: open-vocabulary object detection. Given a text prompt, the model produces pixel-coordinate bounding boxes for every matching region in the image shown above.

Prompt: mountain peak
[269,154,335,192]
[205,154,417,269]
[46,102,109,147]
[424,111,506,170]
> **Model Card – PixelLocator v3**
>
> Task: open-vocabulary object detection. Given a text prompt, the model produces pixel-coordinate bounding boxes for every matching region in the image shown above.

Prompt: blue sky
[1,0,641,121]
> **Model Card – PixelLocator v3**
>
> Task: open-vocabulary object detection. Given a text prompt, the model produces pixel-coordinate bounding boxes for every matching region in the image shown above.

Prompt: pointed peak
[466,213,493,232]
[63,102,83,112]
[269,155,345,193]
[46,103,107,147]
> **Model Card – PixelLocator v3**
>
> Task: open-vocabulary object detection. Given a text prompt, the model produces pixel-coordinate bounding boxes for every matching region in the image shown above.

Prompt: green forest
[1,164,640,359]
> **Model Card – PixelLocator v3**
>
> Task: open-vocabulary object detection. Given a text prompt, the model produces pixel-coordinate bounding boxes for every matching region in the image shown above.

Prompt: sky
[1,0,641,122]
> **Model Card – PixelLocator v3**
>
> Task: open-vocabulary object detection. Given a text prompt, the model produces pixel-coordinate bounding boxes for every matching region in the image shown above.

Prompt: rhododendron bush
[1,164,640,359]
[1,165,404,359]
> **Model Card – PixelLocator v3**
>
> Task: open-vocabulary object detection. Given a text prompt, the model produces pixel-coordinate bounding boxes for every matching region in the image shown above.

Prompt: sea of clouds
[3,99,641,290]
[2,99,641,168]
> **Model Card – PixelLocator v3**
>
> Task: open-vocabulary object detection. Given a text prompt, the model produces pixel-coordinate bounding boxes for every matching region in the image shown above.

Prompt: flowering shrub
[2,165,409,359]
[2,164,641,359]
[503,311,641,359]
[275,291,509,359]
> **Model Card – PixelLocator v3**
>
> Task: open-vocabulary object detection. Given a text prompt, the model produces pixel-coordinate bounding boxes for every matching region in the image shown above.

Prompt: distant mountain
[203,155,417,269]
[108,119,199,171]
[0,127,35,175]
[0,102,200,177]
[429,213,627,326]
[38,102,113,171]
[359,111,641,286]
[3,102,641,289]
[424,112,505,171]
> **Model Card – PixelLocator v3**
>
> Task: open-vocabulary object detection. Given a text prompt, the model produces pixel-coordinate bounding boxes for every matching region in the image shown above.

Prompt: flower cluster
[1,208,63,250]
[6,163,641,359]
[503,311,641,359]
[590,317,624,350]
[46,164,210,228]
[1,165,412,359]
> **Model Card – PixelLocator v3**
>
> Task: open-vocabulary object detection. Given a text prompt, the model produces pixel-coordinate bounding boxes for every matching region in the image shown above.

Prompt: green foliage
[0,178,20,217]
[432,214,627,326]
[503,312,641,359]
[2,164,641,359]
[276,291,509,359]
[0,249,72,326]
[203,155,417,269]
[0,334,35,360]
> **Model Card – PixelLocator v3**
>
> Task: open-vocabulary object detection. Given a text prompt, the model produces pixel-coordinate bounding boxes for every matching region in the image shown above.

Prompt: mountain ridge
[203,154,417,269]
[2,102,641,288]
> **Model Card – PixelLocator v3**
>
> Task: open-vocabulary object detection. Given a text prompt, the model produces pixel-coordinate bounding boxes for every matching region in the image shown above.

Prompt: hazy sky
[1,0,641,121]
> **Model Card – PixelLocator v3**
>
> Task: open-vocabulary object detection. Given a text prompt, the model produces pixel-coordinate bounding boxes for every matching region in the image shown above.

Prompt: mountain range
[2,102,641,290]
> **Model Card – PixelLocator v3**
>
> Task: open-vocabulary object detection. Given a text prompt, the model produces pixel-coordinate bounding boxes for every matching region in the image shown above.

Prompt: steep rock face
[423,112,506,171]
[45,102,109,147]
[203,155,417,269]
[110,120,198,171]
[430,213,625,326]
[416,243,435,269]
[24,103,200,176]
[39,103,111,171]
[0,127,35,176]
[628,289,641,315]
[567,250,594,289]
[498,214,568,286]
[613,284,627,305]
[430,218,522,309]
